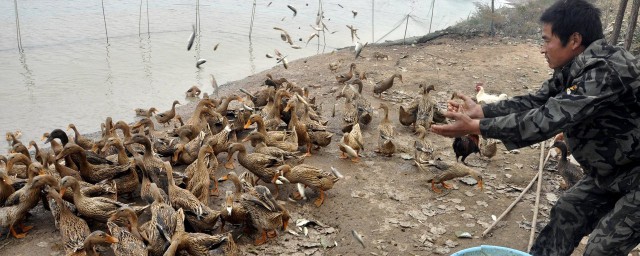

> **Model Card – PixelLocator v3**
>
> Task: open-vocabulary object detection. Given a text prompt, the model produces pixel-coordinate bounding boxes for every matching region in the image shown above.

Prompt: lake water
[0,0,509,154]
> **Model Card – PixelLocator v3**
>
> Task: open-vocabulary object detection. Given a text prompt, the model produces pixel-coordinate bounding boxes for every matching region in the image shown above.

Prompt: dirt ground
[0,35,619,255]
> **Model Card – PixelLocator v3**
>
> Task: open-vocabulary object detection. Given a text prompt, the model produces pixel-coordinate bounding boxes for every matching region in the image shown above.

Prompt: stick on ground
[481,141,551,238]
[528,140,547,251]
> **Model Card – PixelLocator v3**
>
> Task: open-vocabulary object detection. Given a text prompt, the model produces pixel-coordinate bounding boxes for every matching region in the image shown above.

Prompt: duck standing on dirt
[373,73,402,98]
[426,160,483,193]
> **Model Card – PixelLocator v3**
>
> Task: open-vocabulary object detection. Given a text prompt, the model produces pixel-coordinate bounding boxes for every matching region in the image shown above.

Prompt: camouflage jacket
[479,39,640,178]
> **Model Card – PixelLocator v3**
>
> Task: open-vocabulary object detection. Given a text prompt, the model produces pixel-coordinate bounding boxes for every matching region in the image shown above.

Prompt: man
[431,0,640,255]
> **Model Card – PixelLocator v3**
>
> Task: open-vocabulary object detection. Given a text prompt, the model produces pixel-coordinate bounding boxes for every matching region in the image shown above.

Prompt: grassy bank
[432,0,639,54]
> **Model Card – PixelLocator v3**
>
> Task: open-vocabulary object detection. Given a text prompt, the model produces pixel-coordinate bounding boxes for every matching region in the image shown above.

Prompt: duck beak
[108,214,118,222]
[241,137,250,143]
[217,175,228,182]
[244,120,253,129]
[172,151,180,163]
[59,187,67,196]
[277,176,290,183]
[105,234,119,244]
[477,179,483,191]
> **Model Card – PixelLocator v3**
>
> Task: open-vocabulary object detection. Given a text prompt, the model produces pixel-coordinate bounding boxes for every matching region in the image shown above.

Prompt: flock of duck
[0,58,494,255]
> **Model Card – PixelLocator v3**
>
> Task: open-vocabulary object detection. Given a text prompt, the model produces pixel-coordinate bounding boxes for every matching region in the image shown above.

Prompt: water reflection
[105,43,114,95]
[194,28,203,85]
[18,49,35,100]
[139,36,153,82]
[249,37,256,74]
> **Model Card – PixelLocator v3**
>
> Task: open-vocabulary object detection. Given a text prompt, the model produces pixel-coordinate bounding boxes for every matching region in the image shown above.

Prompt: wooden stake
[528,141,546,251]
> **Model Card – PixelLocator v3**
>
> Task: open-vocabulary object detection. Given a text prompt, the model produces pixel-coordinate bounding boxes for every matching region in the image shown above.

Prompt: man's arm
[482,77,559,118]
[480,61,626,149]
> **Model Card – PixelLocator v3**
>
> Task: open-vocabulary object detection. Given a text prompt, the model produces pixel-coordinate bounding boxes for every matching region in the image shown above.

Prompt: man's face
[540,23,577,69]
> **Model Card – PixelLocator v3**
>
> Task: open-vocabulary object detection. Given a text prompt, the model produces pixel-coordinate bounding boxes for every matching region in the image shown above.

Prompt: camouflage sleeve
[479,60,624,150]
[482,77,560,118]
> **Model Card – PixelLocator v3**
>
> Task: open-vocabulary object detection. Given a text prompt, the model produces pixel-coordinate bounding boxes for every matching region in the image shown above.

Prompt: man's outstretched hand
[449,92,484,119]
[431,111,481,138]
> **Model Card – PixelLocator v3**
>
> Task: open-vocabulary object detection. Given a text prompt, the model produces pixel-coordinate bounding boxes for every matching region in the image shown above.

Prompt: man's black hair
[540,0,604,47]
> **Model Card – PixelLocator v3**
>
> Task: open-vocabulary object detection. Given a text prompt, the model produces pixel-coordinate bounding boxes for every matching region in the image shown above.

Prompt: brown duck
[46,188,91,255]
[67,124,95,151]
[55,143,130,184]
[60,176,147,223]
[155,100,181,126]
[135,107,158,117]
[226,143,288,192]
[106,207,147,256]
[82,231,120,256]
[239,185,290,245]
[335,63,356,84]
[0,175,58,238]
[376,103,395,157]
[185,144,216,203]
[426,160,483,193]
[217,172,251,232]
[164,162,219,231]
[373,73,403,98]
[163,208,229,256]
[277,164,342,207]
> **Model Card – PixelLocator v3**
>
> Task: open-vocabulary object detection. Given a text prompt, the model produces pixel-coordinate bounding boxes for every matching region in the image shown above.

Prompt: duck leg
[254,231,268,246]
[304,142,312,157]
[266,230,277,238]
[224,155,235,169]
[351,156,360,163]
[339,152,348,159]
[19,223,33,232]
[314,190,325,207]
[210,180,220,196]
[10,224,27,239]
[431,181,443,194]
[440,181,452,189]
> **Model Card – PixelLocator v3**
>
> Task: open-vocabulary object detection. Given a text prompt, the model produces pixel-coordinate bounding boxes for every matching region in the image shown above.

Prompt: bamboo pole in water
[101,0,109,44]
[320,0,326,52]
[139,0,142,35]
[14,0,23,51]
[249,0,256,39]
[146,0,150,38]
[372,0,374,42]
[403,15,409,45]
[428,0,435,33]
